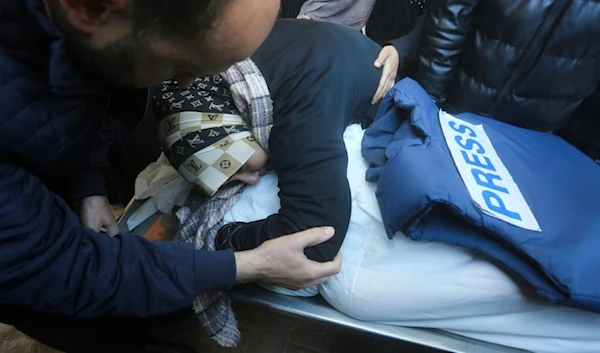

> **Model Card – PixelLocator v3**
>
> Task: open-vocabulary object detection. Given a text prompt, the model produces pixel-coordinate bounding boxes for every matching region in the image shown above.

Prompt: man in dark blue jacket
[0,0,342,351]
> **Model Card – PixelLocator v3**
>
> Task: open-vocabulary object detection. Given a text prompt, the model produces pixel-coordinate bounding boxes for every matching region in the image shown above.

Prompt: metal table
[118,199,527,353]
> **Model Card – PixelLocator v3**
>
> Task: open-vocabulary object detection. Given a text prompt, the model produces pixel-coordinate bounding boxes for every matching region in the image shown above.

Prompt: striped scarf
[175,58,273,347]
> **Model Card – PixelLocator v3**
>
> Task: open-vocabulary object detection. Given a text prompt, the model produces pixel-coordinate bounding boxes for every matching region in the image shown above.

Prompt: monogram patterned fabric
[154,75,239,116]
[153,59,274,347]
[154,77,261,196]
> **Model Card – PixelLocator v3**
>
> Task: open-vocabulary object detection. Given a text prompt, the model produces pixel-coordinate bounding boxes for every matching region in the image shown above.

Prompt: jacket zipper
[487,0,572,117]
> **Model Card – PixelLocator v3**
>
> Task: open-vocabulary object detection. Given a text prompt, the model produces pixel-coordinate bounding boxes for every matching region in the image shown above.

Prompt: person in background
[0,0,341,351]
[155,19,382,265]
[296,0,375,31]
[415,0,600,136]
[296,0,428,105]
[556,84,600,162]
[367,0,428,103]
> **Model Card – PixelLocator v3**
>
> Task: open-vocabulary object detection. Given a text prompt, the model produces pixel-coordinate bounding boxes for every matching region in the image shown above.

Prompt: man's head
[47,0,280,88]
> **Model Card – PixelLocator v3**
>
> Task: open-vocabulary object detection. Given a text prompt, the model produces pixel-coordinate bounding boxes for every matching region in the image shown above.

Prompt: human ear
[56,0,128,35]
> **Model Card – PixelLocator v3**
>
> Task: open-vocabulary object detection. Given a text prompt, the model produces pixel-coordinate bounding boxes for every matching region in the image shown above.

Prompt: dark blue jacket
[0,0,235,319]
[362,78,600,312]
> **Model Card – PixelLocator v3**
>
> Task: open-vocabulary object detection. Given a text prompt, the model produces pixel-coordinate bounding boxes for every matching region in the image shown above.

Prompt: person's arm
[218,74,351,263]
[0,158,236,318]
[66,169,107,200]
[414,0,480,101]
[0,158,341,315]
[66,144,120,235]
[66,89,149,235]
[372,15,427,104]
[218,148,350,263]
[387,15,426,67]
[153,74,350,263]
[234,227,342,290]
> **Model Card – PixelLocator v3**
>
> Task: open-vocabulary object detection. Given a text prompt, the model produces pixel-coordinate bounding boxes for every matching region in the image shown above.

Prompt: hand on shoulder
[234,227,342,290]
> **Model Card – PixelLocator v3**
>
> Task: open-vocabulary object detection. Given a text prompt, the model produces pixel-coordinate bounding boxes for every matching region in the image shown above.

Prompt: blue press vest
[362,78,600,312]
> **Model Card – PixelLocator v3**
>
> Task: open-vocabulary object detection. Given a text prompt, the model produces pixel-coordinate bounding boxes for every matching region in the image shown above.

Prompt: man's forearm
[234,249,267,284]
[232,227,341,291]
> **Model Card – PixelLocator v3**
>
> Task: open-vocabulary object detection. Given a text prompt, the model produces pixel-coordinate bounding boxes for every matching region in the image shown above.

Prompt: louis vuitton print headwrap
[154,75,261,196]
[154,58,273,347]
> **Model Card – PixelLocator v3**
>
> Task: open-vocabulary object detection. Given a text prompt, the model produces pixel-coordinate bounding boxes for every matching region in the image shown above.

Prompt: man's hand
[76,196,119,236]
[234,227,342,290]
[372,45,400,105]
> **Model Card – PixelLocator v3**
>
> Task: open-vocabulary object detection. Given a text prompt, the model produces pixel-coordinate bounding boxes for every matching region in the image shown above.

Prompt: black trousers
[1,306,197,353]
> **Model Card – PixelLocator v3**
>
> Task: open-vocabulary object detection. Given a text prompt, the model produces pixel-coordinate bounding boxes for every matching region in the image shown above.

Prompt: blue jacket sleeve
[0,158,236,318]
[65,167,107,200]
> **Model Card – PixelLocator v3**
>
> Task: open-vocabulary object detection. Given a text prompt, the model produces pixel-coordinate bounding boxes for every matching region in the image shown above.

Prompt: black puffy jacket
[415,0,600,131]
[556,83,600,163]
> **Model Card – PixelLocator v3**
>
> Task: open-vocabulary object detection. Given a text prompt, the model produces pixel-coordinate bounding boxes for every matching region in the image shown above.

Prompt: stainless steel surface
[231,286,525,353]
[118,199,527,353]
[117,199,161,235]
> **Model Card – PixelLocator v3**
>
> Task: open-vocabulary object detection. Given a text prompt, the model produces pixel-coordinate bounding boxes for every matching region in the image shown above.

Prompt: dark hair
[128,0,232,39]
